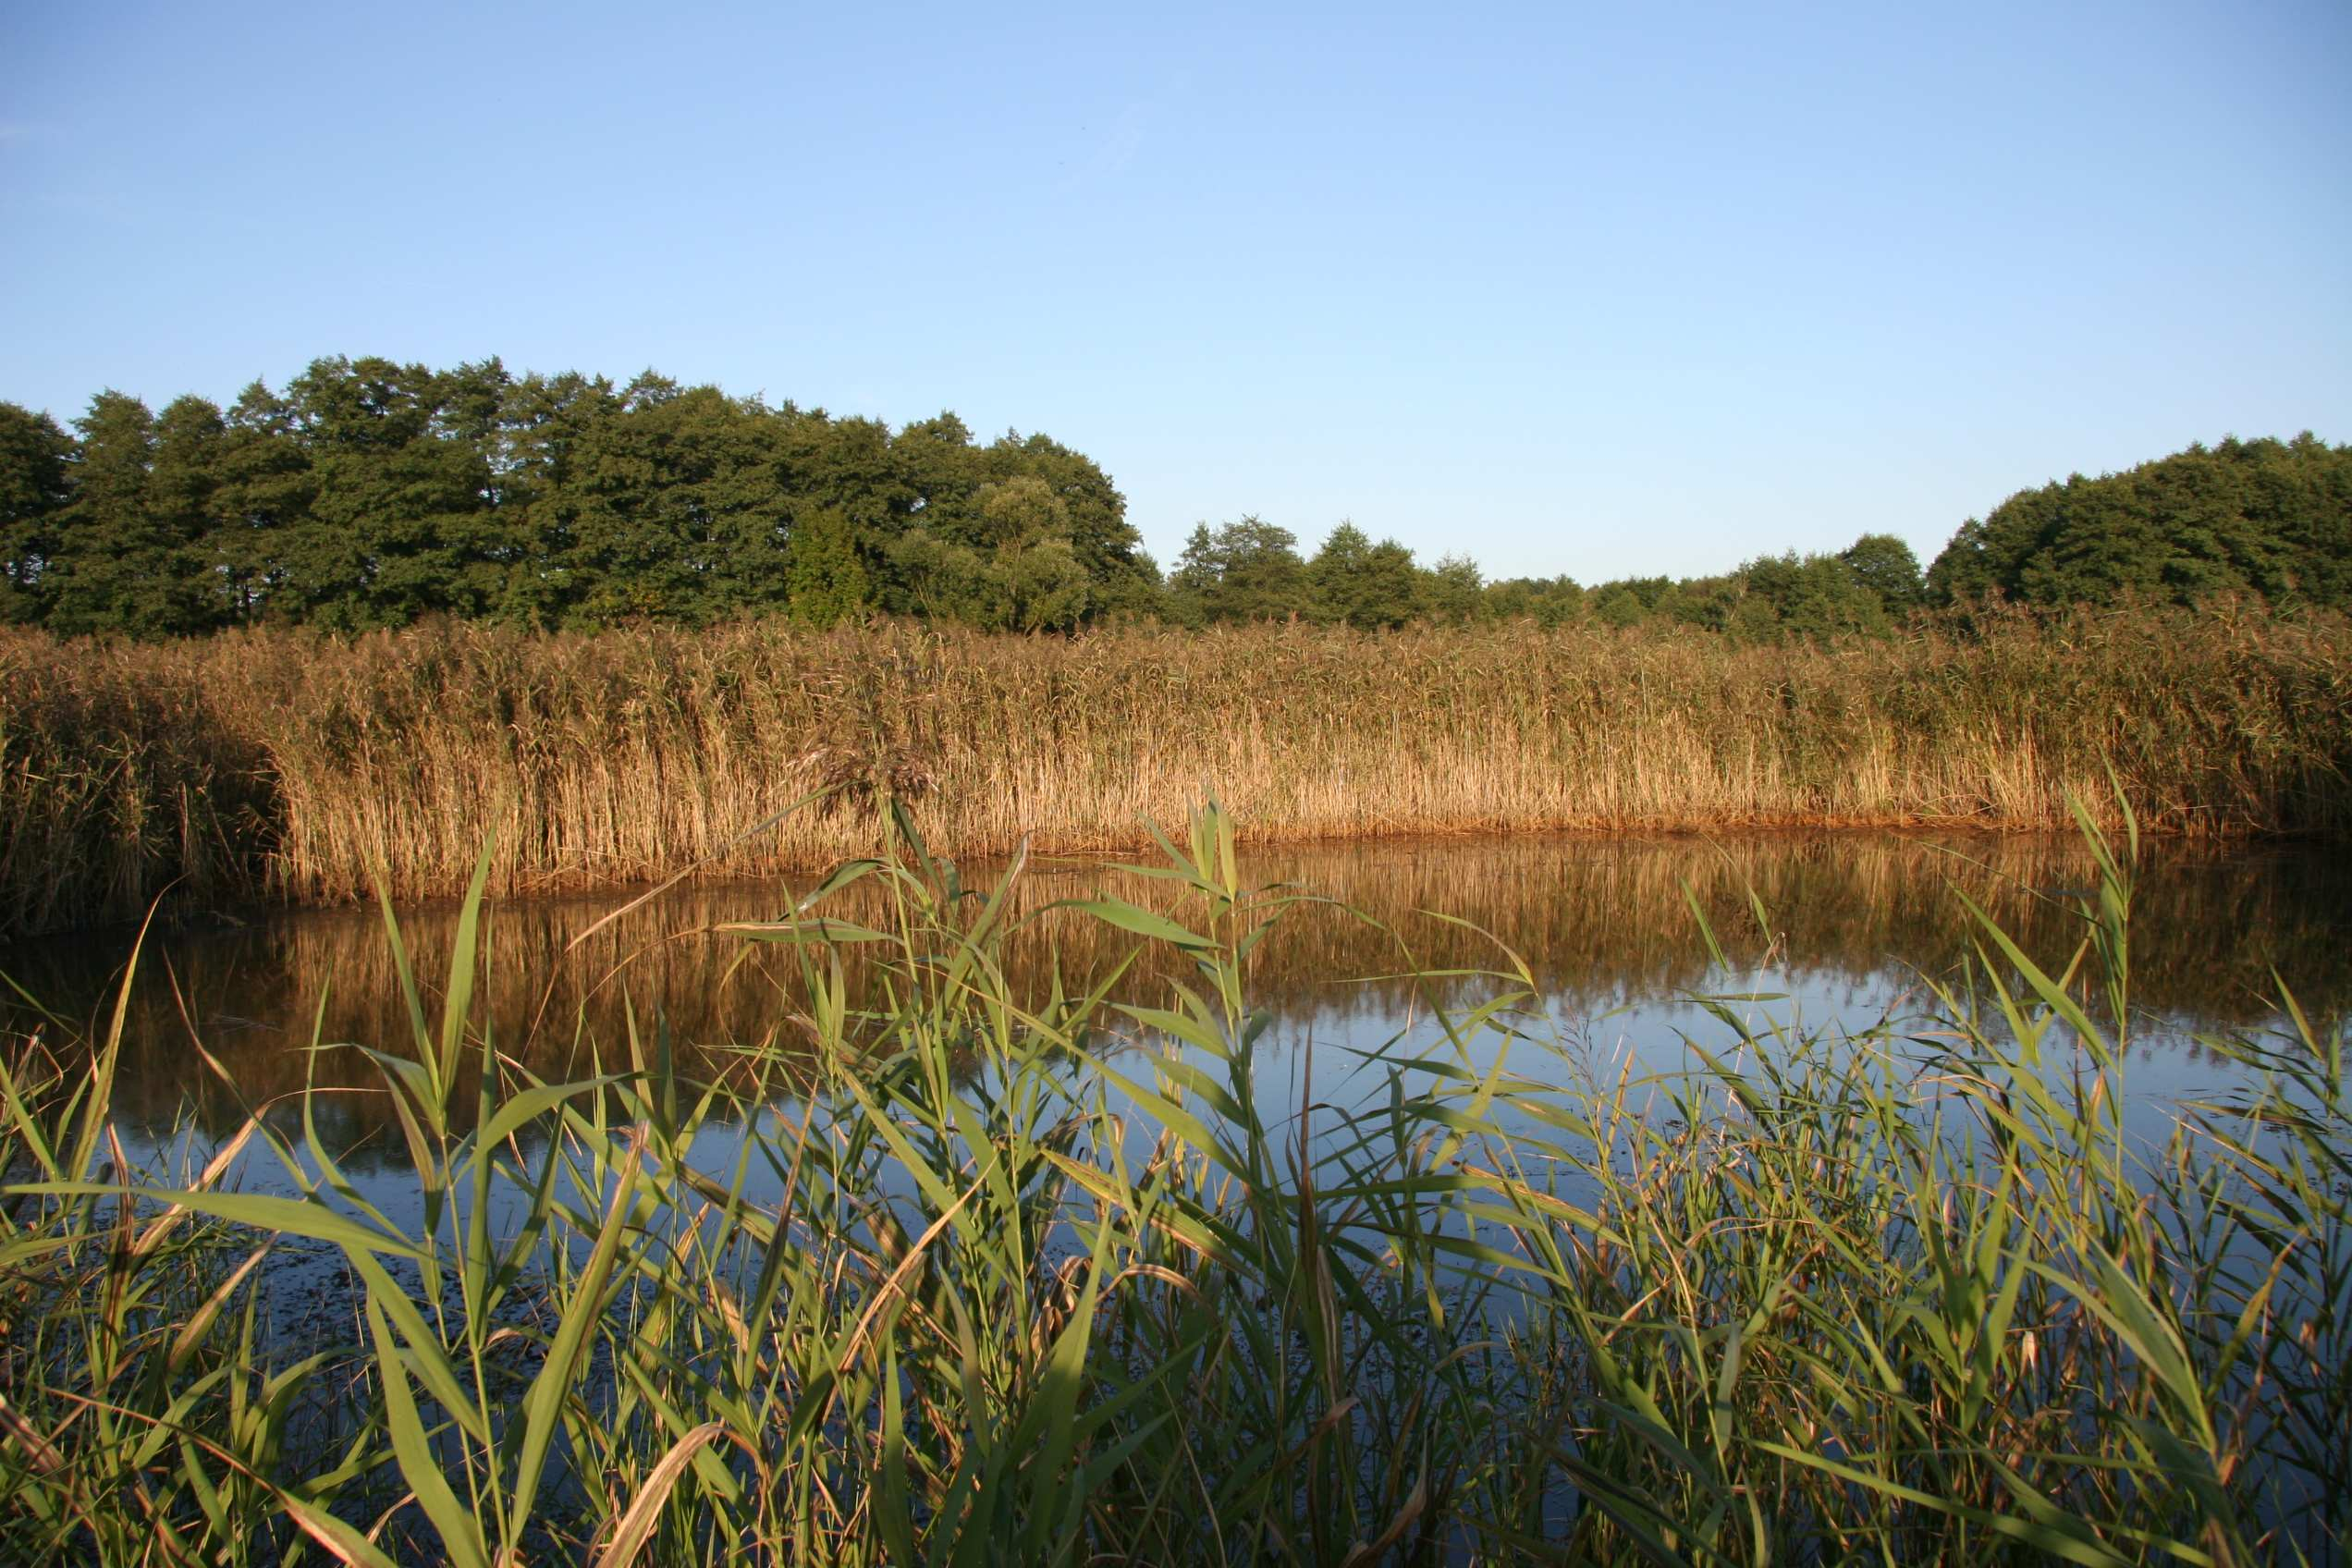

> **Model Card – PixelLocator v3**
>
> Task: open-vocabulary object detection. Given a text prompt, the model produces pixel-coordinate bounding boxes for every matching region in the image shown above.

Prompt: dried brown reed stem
[3,606,2346,937]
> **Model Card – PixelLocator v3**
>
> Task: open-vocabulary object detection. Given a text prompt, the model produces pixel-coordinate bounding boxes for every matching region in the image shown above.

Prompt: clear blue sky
[4,1,2346,581]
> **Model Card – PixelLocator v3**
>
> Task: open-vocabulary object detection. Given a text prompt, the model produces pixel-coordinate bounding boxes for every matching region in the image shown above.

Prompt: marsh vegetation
[2,801,2346,1562]
[6,606,2349,939]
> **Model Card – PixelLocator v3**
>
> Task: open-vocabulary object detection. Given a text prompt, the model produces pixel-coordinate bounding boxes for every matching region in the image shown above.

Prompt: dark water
[6,828,2346,1382]
[6,831,2343,1553]
[6,829,2347,1159]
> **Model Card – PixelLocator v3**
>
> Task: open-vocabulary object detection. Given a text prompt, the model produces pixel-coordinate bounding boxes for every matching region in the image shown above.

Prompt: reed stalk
[6,606,2348,940]
[0,795,2344,1562]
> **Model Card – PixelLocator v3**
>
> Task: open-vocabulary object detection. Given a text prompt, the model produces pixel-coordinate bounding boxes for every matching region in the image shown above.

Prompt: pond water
[7,827,2347,1167]
[6,825,2347,1413]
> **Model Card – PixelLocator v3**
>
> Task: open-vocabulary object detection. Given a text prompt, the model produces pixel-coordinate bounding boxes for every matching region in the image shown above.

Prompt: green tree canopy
[1169,517,1312,625]
[0,358,1155,639]
[0,401,73,624]
[3,373,2338,642]
[1839,533,1925,615]
[1927,435,2352,610]
[1308,522,1420,630]
[1415,553,1485,624]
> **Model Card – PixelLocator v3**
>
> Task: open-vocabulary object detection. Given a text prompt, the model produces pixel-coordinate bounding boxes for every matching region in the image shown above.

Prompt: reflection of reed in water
[10,831,2346,1146]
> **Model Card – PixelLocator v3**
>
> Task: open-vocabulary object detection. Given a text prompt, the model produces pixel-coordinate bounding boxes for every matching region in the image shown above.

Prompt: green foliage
[884,527,993,624]
[1169,516,1313,624]
[0,400,73,624]
[1,377,2341,642]
[42,390,218,639]
[1842,529,1927,612]
[1415,550,1484,624]
[1588,580,1653,628]
[1308,522,1419,630]
[1928,434,2352,610]
[1737,548,1893,643]
[1,801,2346,1562]
[0,360,1151,639]
[1480,572,1584,627]
[997,536,1094,632]
[784,508,872,628]
[1569,537,1919,646]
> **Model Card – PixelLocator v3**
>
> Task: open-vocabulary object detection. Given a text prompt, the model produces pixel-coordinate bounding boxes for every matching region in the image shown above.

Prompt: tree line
[3,356,2345,641]
[0,357,1157,637]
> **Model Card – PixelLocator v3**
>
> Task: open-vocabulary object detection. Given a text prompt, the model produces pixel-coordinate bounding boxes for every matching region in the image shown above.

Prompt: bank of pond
[6,607,2350,941]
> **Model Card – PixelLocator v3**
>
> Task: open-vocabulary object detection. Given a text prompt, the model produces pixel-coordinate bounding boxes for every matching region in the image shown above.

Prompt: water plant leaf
[591,1421,732,1568]
[505,1133,645,1539]
[4,1184,419,1257]
[366,1296,490,1568]
[1060,896,1215,950]
[1756,1442,2133,1566]
[716,917,893,944]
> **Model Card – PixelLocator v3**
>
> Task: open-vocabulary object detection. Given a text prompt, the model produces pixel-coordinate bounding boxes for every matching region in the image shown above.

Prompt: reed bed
[5,607,2350,938]
[0,799,2345,1562]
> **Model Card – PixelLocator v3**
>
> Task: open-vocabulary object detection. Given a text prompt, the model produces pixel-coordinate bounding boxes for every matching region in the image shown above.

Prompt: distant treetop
[1,363,2342,641]
[1925,434,2351,611]
[0,355,1153,638]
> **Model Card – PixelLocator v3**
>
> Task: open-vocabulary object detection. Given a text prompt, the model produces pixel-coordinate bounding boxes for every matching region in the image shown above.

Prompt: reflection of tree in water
[8,831,2346,1146]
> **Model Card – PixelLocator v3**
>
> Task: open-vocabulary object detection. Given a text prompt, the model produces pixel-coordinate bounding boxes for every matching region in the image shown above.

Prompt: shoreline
[7,612,2348,940]
[6,807,2326,948]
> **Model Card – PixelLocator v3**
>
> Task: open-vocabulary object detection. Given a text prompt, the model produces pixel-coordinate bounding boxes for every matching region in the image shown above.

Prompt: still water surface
[8,828,2347,1163]
[6,828,2346,1346]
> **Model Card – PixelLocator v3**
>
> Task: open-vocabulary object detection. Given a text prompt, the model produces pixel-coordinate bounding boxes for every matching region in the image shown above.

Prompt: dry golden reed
[3,606,2347,937]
